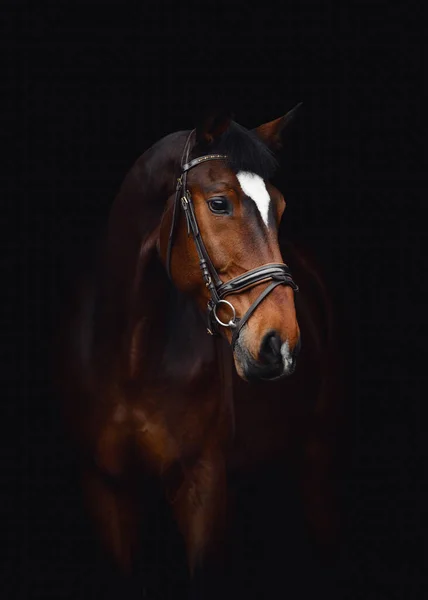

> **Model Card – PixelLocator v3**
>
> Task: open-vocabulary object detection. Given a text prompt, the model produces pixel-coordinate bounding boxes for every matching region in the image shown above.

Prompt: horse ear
[253,103,303,151]
[194,107,234,145]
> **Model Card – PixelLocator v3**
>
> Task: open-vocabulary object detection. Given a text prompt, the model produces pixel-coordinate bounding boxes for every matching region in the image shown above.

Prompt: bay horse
[57,106,343,599]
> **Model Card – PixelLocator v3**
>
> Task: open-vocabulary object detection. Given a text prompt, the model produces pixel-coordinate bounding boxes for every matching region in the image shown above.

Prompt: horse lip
[244,361,287,382]
[259,371,287,382]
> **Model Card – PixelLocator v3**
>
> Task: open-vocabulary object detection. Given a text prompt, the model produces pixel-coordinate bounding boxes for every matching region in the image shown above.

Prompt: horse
[56,106,344,599]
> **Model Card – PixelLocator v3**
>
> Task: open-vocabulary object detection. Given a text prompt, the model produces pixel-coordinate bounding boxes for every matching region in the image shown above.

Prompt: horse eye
[208,197,231,215]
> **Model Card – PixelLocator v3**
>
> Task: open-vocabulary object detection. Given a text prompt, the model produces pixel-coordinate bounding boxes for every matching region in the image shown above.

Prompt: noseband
[165,131,298,349]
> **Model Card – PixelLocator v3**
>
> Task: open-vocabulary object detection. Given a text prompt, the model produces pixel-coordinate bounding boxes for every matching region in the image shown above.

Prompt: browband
[182,154,227,173]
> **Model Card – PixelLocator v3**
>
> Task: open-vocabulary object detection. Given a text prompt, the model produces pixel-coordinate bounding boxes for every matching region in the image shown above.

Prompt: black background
[4,1,426,598]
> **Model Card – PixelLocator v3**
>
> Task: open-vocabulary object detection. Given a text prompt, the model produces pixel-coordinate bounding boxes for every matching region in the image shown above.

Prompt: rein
[165,130,299,350]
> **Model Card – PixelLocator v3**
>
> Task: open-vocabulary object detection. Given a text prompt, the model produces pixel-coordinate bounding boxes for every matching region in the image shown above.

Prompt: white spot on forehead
[236,171,271,227]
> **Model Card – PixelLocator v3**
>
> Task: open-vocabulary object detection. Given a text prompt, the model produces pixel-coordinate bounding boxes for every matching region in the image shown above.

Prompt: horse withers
[56,106,343,598]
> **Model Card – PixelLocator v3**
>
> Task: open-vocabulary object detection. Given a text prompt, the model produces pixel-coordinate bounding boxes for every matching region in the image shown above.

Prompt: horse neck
[92,131,186,371]
[125,253,217,387]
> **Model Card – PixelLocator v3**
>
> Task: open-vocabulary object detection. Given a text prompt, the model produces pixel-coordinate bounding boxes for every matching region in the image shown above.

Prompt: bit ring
[213,300,237,328]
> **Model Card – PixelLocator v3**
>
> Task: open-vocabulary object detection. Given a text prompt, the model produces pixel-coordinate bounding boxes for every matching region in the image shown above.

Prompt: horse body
[57,112,342,597]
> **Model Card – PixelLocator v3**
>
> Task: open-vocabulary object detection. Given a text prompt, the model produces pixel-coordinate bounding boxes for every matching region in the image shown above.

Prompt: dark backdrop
[4,1,426,599]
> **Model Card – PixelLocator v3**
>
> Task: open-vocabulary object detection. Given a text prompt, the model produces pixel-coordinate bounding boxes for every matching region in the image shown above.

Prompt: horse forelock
[198,121,278,181]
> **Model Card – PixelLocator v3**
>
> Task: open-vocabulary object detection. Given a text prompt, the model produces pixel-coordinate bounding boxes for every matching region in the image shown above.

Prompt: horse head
[156,106,302,382]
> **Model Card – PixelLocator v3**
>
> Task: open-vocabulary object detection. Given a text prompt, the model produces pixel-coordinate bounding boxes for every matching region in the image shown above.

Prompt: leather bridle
[165,130,299,350]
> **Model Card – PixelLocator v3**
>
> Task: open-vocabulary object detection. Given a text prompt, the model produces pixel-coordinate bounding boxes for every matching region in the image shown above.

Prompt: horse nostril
[259,330,282,365]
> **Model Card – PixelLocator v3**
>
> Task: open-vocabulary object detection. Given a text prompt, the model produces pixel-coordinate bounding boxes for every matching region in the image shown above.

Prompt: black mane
[203,121,278,180]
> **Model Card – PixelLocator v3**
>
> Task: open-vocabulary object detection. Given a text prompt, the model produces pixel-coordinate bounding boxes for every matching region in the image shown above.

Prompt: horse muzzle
[234,330,301,382]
